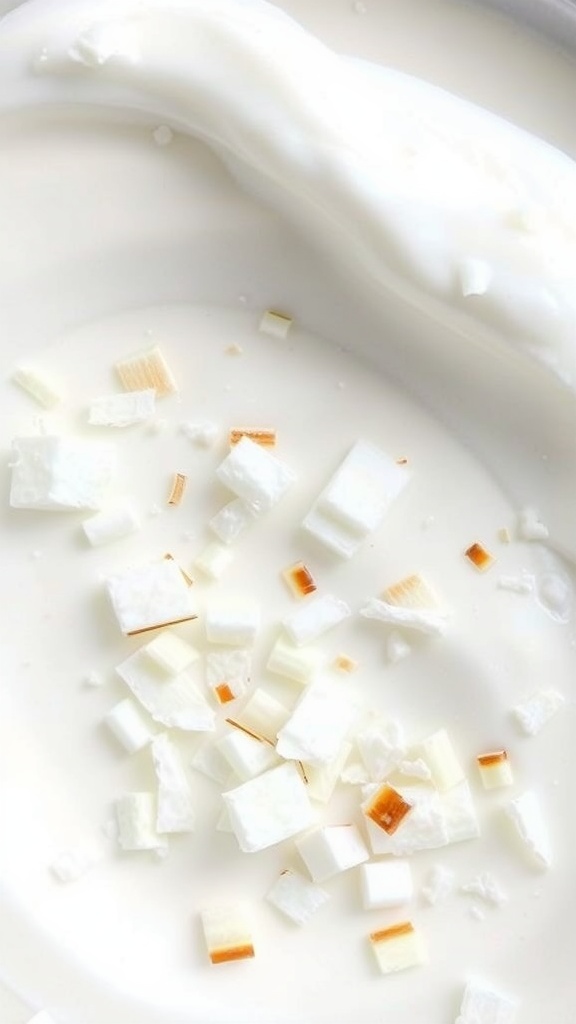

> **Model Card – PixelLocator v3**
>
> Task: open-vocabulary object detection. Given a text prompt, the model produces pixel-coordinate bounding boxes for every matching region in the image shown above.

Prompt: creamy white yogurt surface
[0,2,575,1023]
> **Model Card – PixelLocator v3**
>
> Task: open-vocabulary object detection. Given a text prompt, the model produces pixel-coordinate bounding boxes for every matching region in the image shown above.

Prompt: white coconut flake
[512,688,565,736]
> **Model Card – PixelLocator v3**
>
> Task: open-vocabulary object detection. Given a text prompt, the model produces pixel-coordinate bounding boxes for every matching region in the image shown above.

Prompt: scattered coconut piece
[205,595,260,646]
[455,978,519,1024]
[105,558,196,635]
[464,542,496,572]
[10,435,116,511]
[503,791,552,869]
[360,859,413,910]
[497,573,534,594]
[50,846,97,883]
[88,389,156,427]
[200,902,255,964]
[281,560,317,600]
[383,573,438,609]
[115,346,177,396]
[216,435,296,512]
[194,541,234,580]
[303,439,410,558]
[266,868,330,924]
[209,498,258,544]
[276,681,358,766]
[180,419,219,447]
[476,750,513,790]
[115,792,167,851]
[363,783,413,836]
[360,597,449,637]
[266,633,322,686]
[116,646,215,731]
[104,698,154,753]
[82,503,140,546]
[295,824,369,882]
[369,921,427,975]
[152,733,196,833]
[460,872,507,906]
[417,729,465,792]
[259,309,293,338]
[13,366,62,408]
[421,863,455,905]
[167,472,187,506]
[512,688,565,736]
[145,631,199,675]
[217,728,280,781]
[283,593,351,646]
[223,762,315,853]
[517,507,549,541]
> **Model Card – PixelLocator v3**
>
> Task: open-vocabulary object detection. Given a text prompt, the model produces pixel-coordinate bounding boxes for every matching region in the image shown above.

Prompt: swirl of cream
[1,0,576,385]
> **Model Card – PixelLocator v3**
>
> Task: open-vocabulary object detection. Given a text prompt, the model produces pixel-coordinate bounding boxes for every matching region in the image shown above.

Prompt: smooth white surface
[0,1,575,1023]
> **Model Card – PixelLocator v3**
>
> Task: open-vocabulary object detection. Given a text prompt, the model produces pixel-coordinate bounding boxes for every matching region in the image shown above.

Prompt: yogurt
[0,3,575,1024]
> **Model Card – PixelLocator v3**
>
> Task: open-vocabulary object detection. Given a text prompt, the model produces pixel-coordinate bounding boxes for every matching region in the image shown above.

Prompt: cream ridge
[0,0,576,384]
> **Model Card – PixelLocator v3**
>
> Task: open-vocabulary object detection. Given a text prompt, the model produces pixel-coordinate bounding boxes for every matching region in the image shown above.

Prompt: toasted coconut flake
[333,653,358,674]
[477,750,508,768]
[215,683,235,705]
[383,573,438,609]
[395,456,409,466]
[282,561,317,599]
[477,749,513,789]
[167,472,187,506]
[115,346,177,396]
[229,428,277,448]
[364,783,413,835]
[465,542,495,572]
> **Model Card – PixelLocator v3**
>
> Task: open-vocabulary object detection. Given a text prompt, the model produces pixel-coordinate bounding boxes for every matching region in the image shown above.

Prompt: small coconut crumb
[101,818,118,840]
[386,630,411,663]
[498,526,511,544]
[421,864,455,905]
[397,758,432,782]
[512,688,565,736]
[50,847,97,883]
[468,905,486,922]
[497,573,534,595]
[333,653,358,674]
[180,419,219,447]
[152,124,173,146]
[225,343,243,356]
[461,872,507,906]
[517,507,549,542]
[84,670,104,688]
[149,503,162,517]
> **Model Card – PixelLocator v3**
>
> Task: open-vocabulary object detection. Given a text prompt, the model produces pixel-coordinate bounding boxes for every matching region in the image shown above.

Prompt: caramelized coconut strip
[364,783,413,835]
[225,717,276,748]
[229,428,277,448]
[167,472,187,506]
[127,614,197,637]
[115,346,177,396]
[282,560,317,599]
[464,541,496,571]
